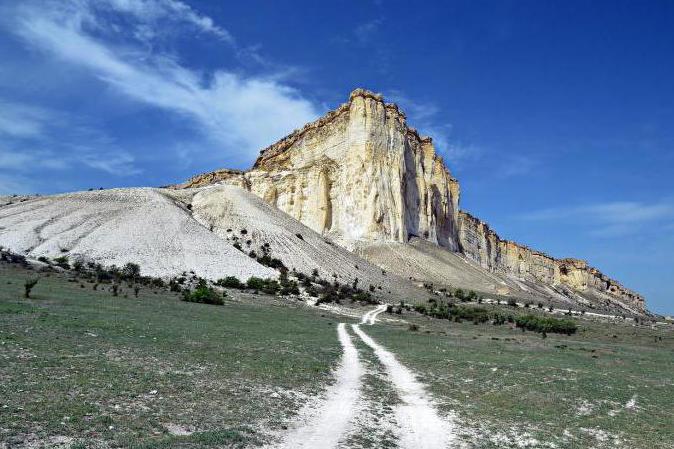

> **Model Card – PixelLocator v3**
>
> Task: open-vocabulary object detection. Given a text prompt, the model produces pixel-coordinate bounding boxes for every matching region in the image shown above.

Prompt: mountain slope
[0,188,275,280]
[0,186,426,302]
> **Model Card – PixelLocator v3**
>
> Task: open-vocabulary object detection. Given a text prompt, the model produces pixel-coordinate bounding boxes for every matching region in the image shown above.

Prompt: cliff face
[176,88,645,312]
[458,211,645,311]
[184,89,461,250]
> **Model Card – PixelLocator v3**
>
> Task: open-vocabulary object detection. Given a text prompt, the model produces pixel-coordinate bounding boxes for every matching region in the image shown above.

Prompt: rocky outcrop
[174,88,645,312]
[179,88,461,250]
[458,211,645,311]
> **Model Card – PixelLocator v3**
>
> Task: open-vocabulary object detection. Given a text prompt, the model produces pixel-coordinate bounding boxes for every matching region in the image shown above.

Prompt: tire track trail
[270,323,363,449]
[353,312,456,449]
[360,304,387,325]
[273,305,456,448]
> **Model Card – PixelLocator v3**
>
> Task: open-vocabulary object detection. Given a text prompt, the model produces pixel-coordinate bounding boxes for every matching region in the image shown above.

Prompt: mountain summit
[176,88,645,313]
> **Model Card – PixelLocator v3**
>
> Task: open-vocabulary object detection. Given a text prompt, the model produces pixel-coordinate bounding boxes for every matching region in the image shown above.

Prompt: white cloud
[498,154,539,178]
[81,152,141,175]
[100,0,234,43]
[0,102,51,138]
[11,0,320,163]
[0,95,141,177]
[354,18,383,44]
[520,201,674,237]
[387,92,479,166]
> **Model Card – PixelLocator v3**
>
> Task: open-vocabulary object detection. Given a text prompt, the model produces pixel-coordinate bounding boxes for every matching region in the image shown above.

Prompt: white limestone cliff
[174,88,645,312]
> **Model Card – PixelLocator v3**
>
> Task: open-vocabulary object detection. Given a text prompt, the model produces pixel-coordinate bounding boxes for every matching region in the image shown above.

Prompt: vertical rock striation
[175,88,645,312]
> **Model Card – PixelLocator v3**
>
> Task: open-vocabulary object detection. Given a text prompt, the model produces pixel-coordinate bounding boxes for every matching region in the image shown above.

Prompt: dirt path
[271,323,363,449]
[352,323,455,449]
[360,303,388,325]
[274,306,456,448]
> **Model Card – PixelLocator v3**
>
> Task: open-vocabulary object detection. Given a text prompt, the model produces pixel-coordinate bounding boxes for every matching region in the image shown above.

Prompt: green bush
[246,277,280,295]
[122,262,141,280]
[246,277,266,290]
[216,276,245,289]
[182,279,224,305]
[450,305,490,323]
[24,278,39,298]
[53,256,70,269]
[515,314,577,335]
[413,304,428,314]
[280,280,300,296]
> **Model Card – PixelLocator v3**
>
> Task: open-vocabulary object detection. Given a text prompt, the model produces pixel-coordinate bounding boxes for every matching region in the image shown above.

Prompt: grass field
[1,261,672,448]
[0,263,342,448]
[368,310,674,448]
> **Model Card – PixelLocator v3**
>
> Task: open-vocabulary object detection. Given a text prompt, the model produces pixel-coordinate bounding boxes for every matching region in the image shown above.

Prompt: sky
[0,0,672,314]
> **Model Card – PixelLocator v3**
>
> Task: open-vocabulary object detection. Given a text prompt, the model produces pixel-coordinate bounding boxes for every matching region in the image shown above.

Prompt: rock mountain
[176,88,645,313]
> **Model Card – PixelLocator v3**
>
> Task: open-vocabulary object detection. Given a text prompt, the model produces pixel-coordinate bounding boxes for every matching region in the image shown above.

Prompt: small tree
[53,256,70,269]
[134,286,140,298]
[112,284,119,297]
[24,278,39,298]
[122,262,141,281]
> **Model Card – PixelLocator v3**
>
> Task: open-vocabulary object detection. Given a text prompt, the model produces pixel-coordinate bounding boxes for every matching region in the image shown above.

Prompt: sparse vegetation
[53,255,70,269]
[246,276,280,295]
[24,278,39,298]
[216,276,246,289]
[515,314,577,335]
[182,279,225,305]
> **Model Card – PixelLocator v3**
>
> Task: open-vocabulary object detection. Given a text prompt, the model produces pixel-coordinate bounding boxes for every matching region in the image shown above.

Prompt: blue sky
[0,0,672,314]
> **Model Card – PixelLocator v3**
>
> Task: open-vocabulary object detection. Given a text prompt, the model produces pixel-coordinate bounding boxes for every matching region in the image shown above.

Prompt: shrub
[246,277,280,295]
[352,291,376,304]
[53,256,70,269]
[413,304,428,314]
[507,298,518,307]
[215,276,245,289]
[246,277,266,290]
[37,256,50,264]
[24,278,39,298]
[450,305,490,323]
[169,278,182,292]
[317,288,340,305]
[182,279,224,305]
[280,281,300,296]
[122,262,141,280]
[515,314,577,335]
[409,324,419,332]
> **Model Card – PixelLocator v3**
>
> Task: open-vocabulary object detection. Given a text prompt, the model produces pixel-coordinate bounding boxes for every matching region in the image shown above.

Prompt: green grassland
[0,263,342,448]
[369,309,674,448]
[1,261,672,449]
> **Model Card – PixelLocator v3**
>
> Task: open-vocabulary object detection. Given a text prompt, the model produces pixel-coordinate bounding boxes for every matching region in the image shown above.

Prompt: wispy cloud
[354,18,383,45]
[0,101,51,138]
[497,154,539,178]
[99,0,234,43]
[387,92,480,165]
[9,0,321,165]
[0,97,141,178]
[520,200,674,237]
